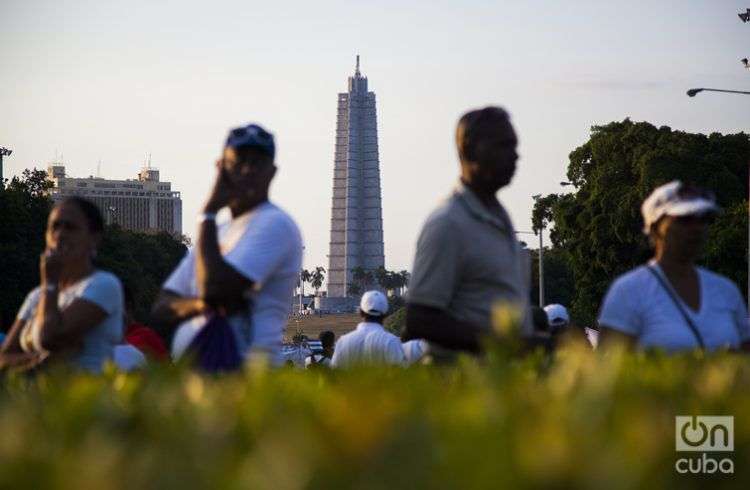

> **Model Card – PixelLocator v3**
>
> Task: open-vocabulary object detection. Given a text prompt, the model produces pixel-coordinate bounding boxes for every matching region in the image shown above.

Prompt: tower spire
[355,54,360,76]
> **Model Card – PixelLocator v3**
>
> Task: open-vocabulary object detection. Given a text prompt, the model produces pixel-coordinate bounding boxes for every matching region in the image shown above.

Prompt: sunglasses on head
[227,128,273,149]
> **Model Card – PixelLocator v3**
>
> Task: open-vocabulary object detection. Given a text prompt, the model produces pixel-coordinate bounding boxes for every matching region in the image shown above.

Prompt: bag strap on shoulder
[646,265,705,349]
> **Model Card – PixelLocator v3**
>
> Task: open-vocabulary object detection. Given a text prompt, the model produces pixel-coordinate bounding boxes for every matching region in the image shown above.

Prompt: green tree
[533,120,749,326]
[0,169,54,329]
[347,283,363,297]
[371,267,411,296]
[298,269,312,299]
[97,226,188,322]
[309,266,326,296]
[384,306,406,335]
[374,266,389,290]
[349,266,372,297]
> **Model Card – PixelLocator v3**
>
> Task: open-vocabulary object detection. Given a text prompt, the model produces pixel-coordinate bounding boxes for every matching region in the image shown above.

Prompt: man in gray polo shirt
[403,106,529,353]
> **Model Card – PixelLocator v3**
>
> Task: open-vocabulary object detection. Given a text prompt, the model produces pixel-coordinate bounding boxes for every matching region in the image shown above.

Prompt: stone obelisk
[327,56,385,298]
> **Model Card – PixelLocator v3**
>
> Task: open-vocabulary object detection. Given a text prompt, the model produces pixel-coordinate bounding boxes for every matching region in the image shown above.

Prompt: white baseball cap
[544,304,570,327]
[360,290,389,317]
[641,181,718,235]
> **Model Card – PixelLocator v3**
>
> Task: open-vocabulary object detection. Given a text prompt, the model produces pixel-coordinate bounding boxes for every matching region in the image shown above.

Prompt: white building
[47,164,182,235]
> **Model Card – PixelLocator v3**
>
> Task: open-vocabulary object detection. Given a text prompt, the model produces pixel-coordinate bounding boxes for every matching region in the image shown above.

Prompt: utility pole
[532,194,545,307]
[0,147,12,190]
[538,226,544,307]
[299,246,306,313]
[515,228,544,307]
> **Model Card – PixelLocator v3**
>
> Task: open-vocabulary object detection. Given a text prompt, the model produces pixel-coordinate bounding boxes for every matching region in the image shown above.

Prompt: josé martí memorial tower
[326,56,385,302]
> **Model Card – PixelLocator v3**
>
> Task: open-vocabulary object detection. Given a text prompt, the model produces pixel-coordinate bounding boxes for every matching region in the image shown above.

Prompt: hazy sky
[1,0,748,289]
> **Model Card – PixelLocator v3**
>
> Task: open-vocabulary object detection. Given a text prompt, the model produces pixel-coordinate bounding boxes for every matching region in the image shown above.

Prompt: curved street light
[687,88,750,97]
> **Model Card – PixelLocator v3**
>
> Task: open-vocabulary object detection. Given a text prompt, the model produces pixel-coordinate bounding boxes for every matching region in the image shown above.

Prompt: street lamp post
[538,227,544,307]
[0,147,12,190]
[515,229,544,307]
[532,194,544,307]
[687,86,750,304]
[299,246,306,314]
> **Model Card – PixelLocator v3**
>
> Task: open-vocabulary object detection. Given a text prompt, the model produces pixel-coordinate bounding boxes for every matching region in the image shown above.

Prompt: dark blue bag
[186,314,243,373]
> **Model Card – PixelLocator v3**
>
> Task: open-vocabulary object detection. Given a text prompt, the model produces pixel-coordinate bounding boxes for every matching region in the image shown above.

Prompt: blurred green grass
[1,343,748,489]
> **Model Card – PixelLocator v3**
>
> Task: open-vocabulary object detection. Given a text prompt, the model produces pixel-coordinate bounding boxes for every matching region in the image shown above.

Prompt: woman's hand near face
[40,248,64,286]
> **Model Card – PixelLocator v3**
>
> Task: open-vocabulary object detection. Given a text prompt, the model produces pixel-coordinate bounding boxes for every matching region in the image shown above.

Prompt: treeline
[347,266,410,297]
[0,169,187,329]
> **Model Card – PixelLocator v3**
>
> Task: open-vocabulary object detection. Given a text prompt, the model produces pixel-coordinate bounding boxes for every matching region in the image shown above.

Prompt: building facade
[47,164,182,235]
[327,57,385,298]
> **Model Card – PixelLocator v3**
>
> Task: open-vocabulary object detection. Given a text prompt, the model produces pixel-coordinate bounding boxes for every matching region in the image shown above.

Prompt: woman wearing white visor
[598,181,750,352]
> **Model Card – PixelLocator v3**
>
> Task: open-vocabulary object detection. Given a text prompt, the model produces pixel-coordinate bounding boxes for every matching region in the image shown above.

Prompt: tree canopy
[0,169,54,328]
[532,119,749,326]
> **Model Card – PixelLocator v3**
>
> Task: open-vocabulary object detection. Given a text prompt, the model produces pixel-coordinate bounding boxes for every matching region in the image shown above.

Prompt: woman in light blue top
[0,197,123,372]
[598,181,749,352]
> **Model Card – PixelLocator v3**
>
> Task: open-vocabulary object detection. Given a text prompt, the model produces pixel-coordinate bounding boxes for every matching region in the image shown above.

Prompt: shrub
[1,345,749,488]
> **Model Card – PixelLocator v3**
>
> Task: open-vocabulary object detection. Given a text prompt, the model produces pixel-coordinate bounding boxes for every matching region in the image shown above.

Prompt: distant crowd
[1,108,747,374]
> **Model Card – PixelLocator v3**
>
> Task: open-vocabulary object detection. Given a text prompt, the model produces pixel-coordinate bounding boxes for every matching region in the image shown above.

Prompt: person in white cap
[330,291,406,368]
[544,304,570,333]
[598,181,749,352]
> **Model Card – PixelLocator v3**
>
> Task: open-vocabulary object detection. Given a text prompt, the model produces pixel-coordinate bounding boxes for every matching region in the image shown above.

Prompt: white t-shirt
[402,339,429,365]
[305,354,331,368]
[331,322,406,368]
[164,202,302,364]
[16,270,124,372]
[598,262,749,352]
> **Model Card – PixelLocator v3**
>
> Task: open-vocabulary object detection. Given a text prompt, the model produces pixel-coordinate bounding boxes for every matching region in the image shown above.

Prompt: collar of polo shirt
[454,181,512,234]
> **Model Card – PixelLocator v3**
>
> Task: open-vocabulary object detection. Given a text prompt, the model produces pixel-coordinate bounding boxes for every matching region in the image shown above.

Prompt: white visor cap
[640,180,718,234]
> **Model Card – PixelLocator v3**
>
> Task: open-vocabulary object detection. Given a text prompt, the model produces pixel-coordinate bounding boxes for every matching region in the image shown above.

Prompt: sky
[1,0,748,290]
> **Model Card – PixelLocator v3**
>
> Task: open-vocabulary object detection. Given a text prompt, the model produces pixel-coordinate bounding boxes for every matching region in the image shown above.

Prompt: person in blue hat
[151,123,303,367]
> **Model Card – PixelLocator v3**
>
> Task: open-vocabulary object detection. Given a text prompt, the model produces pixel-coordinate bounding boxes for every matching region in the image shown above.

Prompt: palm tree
[347,283,363,297]
[350,266,372,297]
[299,268,312,298]
[374,266,389,290]
[398,270,411,296]
[310,266,326,296]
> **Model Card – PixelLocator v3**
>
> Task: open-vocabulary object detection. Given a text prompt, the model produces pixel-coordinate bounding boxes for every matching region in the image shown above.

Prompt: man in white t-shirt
[151,124,303,365]
[331,291,405,368]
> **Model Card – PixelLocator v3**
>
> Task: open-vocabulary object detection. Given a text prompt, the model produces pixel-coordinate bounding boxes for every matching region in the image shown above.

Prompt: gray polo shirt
[408,182,530,336]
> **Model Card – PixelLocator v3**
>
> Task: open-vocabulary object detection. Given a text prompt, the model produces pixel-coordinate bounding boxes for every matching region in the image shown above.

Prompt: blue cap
[225,124,275,159]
